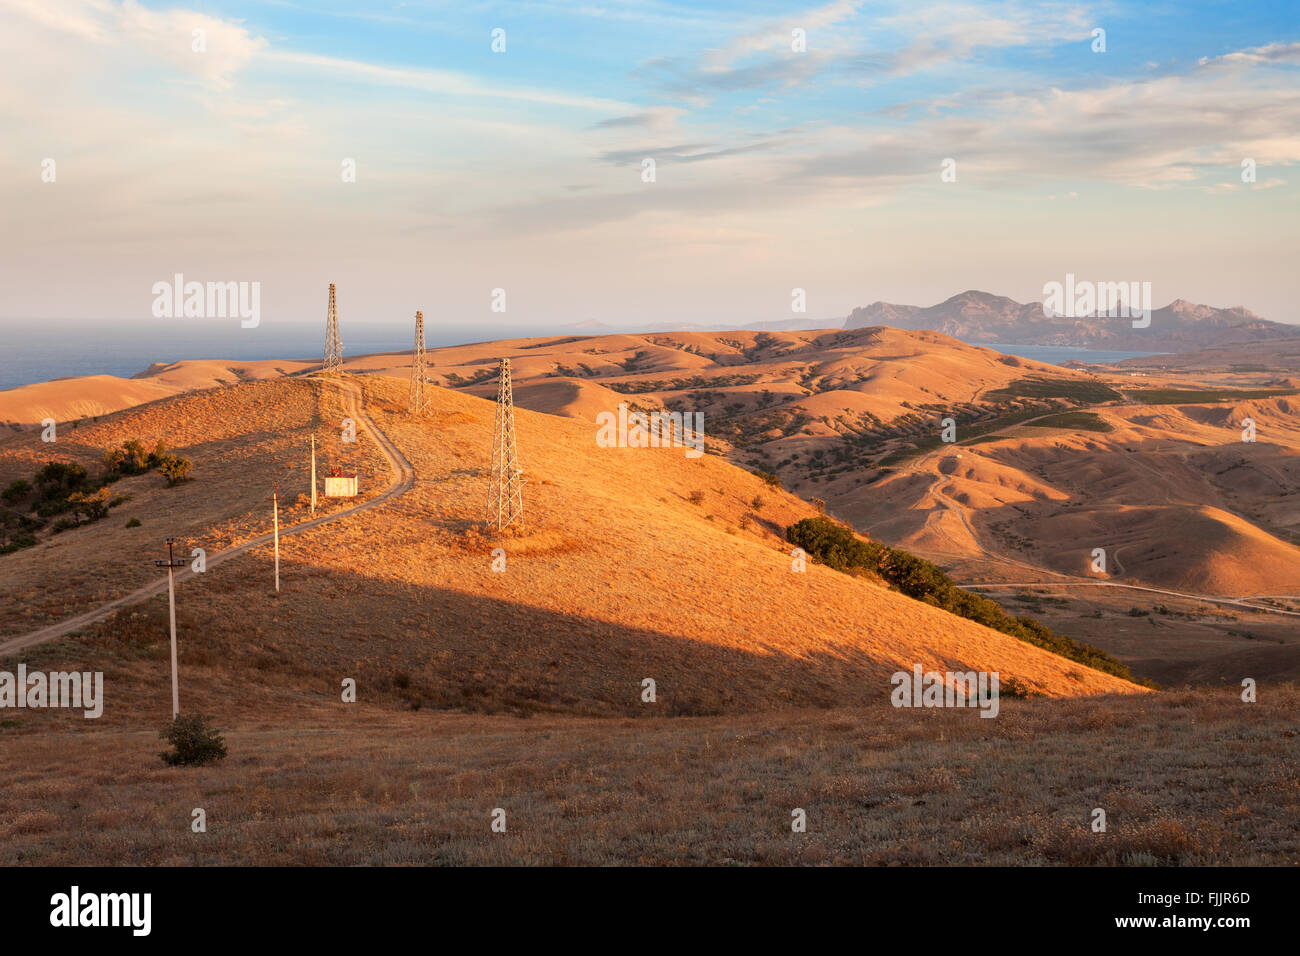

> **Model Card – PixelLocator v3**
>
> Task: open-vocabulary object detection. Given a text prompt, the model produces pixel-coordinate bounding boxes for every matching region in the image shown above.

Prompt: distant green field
[878,406,1059,465]
[1124,388,1298,405]
[1023,411,1114,433]
[986,377,1122,403]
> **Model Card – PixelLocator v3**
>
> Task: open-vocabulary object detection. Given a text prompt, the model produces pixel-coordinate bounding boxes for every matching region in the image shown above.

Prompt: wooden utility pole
[310,434,317,514]
[153,538,186,719]
[273,487,281,592]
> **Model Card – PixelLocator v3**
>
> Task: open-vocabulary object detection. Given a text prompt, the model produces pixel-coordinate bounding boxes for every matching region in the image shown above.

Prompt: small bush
[810,496,826,514]
[0,534,37,555]
[159,713,228,767]
[67,487,111,521]
[34,461,88,500]
[125,517,141,528]
[158,455,193,486]
[1,480,31,504]
[750,495,765,510]
[751,469,783,490]
[104,439,151,476]
[688,490,705,505]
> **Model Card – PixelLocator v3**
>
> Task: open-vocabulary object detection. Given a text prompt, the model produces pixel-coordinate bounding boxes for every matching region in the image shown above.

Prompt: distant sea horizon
[0,319,541,391]
[0,321,1160,391]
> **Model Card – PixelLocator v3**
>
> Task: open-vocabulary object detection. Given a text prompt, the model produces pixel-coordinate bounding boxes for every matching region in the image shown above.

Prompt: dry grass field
[0,686,1294,865]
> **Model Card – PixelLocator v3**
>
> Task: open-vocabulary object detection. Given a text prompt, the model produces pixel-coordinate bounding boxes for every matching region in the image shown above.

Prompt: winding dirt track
[0,377,414,657]
[897,432,1300,619]
[956,581,1300,618]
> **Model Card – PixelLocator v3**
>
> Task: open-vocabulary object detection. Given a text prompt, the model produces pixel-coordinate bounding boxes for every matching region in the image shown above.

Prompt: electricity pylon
[322,283,344,373]
[409,310,428,414]
[486,358,524,531]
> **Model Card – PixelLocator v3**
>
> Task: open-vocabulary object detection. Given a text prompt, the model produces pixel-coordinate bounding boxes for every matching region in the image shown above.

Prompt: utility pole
[322,283,344,373]
[153,537,186,719]
[486,358,525,530]
[273,486,280,593]
[310,434,317,514]
[409,310,428,414]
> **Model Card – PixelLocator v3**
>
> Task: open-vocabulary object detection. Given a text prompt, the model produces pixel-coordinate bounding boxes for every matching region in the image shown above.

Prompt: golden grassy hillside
[0,372,1141,734]
[839,396,1300,595]
[0,359,317,429]
[0,377,387,637]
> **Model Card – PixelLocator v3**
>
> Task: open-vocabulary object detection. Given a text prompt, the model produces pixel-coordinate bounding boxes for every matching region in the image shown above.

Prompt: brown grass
[0,686,1294,865]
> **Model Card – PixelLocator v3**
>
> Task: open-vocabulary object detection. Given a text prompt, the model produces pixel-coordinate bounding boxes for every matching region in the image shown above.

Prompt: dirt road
[0,376,414,657]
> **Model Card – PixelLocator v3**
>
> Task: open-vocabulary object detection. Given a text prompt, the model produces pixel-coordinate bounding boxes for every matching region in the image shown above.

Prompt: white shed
[323,470,358,498]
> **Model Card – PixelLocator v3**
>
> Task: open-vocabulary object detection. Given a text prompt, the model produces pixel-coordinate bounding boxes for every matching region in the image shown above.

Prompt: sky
[1,0,1298,339]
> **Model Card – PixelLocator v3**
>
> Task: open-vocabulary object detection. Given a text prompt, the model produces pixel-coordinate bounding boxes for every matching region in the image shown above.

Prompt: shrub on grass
[159,714,228,767]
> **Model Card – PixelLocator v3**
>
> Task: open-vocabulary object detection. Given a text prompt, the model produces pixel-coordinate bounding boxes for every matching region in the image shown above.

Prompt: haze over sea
[0,321,1159,392]
[0,319,541,391]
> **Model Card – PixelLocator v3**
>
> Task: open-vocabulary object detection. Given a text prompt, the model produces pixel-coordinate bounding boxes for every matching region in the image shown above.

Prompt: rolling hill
[0,371,1142,726]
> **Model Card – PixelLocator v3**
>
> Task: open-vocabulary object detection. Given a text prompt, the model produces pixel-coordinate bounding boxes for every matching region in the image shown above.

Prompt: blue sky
[2,0,1297,334]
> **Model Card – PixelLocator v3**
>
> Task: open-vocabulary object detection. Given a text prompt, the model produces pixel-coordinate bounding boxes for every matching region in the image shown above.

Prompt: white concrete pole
[273,489,280,593]
[168,563,179,719]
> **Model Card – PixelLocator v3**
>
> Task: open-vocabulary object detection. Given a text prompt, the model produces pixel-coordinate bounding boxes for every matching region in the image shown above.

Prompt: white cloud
[265,49,632,111]
[0,0,266,90]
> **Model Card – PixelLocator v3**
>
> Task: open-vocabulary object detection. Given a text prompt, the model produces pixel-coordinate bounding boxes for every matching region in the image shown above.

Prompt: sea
[0,322,1161,392]
[0,319,541,391]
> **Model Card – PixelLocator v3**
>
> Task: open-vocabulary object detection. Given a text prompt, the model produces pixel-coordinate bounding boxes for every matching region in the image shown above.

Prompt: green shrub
[158,455,193,487]
[103,439,151,476]
[0,534,37,555]
[159,713,228,766]
[786,516,1140,683]
[751,469,784,490]
[1,480,31,504]
[125,517,141,528]
[67,487,111,521]
[786,516,878,572]
[34,461,88,500]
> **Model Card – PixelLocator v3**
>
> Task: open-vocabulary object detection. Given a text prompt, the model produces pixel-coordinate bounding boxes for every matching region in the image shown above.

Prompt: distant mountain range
[844,290,1299,351]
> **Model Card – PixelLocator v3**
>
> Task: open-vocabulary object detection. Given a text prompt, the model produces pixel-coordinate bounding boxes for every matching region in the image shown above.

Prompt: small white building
[323,470,358,498]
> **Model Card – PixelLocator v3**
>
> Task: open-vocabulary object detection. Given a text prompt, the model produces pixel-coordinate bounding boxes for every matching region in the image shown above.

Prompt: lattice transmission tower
[409,310,428,414]
[322,283,344,373]
[486,358,524,531]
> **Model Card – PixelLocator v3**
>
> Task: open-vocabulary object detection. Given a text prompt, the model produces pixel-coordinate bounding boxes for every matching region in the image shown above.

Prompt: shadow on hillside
[33,547,1065,722]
